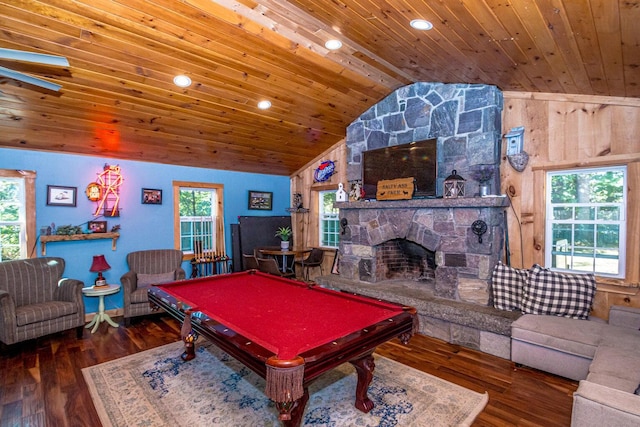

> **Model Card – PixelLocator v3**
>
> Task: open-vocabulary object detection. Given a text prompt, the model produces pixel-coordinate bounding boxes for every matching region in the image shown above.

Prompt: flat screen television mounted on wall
[362,139,438,200]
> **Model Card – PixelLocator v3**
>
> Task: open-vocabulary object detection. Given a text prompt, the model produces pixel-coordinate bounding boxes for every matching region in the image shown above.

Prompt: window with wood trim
[0,170,36,260]
[173,181,225,260]
[318,190,339,248]
[545,166,626,278]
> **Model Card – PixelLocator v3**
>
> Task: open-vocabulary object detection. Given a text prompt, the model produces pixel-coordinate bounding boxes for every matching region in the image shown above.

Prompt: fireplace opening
[375,239,436,282]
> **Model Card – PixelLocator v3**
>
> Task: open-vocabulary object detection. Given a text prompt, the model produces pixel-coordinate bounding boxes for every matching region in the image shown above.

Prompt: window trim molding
[0,169,36,258]
[536,164,639,287]
[172,181,225,261]
[318,189,339,249]
[544,166,626,278]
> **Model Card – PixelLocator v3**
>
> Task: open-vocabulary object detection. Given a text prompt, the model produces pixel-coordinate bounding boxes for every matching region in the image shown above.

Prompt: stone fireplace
[316,82,517,357]
[332,82,507,306]
[336,197,509,305]
[318,196,516,359]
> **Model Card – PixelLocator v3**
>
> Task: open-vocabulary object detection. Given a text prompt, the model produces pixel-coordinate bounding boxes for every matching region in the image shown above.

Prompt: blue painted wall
[0,147,290,314]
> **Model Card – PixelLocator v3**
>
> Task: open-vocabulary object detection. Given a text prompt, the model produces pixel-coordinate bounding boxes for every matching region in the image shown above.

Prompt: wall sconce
[443,170,465,198]
[90,254,111,287]
[471,220,487,243]
[340,218,348,235]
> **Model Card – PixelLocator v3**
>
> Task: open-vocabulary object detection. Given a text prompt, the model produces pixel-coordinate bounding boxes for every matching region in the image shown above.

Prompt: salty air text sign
[376,177,415,200]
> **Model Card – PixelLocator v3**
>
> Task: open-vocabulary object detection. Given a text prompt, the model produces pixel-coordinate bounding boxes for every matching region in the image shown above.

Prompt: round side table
[82,284,121,333]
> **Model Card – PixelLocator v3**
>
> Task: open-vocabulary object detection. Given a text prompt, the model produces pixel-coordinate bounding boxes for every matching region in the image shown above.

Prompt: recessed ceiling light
[410,19,433,31]
[173,75,192,88]
[325,39,343,50]
[257,100,272,110]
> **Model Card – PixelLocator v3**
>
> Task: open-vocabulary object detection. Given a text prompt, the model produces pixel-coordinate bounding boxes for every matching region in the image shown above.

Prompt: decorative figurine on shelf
[286,193,309,213]
[349,180,365,201]
[336,183,347,202]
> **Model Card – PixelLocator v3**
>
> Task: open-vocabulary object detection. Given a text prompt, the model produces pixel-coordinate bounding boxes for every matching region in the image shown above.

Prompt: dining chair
[242,254,259,270]
[257,258,295,278]
[294,248,324,281]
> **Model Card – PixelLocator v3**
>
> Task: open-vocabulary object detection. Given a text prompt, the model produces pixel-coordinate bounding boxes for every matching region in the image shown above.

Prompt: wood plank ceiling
[1,0,638,175]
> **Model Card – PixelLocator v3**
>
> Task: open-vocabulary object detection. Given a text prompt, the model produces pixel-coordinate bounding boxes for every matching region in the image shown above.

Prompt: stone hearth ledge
[315,274,521,359]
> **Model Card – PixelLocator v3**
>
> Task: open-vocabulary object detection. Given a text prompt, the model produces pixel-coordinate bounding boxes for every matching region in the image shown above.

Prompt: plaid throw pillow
[491,261,528,311]
[522,264,596,319]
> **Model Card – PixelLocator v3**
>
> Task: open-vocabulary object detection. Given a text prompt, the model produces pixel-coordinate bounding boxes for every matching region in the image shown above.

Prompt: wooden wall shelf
[40,232,120,255]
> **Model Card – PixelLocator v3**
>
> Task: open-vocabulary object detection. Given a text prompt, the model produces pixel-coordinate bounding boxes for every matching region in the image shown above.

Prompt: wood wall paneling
[502,93,640,317]
[290,139,346,280]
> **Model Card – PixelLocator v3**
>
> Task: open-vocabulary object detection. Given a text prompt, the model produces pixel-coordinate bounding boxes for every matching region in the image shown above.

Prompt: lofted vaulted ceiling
[1,0,638,175]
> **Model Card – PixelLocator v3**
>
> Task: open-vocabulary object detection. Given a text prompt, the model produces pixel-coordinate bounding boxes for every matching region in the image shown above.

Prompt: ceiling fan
[0,47,70,92]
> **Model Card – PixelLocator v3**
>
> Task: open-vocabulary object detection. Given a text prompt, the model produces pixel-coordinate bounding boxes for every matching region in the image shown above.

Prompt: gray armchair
[121,249,185,324]
[0,257,85,345]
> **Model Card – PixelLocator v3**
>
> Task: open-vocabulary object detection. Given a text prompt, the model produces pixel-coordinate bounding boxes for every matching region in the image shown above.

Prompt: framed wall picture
[46,185,77,207]
[88,220,107,233]
[142,188,162,204]
[248,190,273,210]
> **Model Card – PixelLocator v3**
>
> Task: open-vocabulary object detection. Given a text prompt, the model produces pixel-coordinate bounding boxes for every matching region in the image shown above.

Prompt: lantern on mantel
[443,170,465,198]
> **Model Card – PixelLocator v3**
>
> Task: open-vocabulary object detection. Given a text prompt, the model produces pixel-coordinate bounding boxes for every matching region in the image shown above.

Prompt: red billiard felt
[155,271,404,360]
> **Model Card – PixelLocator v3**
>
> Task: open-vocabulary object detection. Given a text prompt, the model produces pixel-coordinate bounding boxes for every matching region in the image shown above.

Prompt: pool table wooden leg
[350,352,375,413]
[278,387,309,427]
[179,312,198,361]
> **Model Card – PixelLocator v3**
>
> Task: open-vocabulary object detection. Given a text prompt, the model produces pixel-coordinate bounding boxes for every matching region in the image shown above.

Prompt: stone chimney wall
[334,82,507,306]
[346,82,503,197]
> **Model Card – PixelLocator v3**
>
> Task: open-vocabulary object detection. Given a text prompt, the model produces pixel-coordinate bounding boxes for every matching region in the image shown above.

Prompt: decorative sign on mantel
[376,177,415,200]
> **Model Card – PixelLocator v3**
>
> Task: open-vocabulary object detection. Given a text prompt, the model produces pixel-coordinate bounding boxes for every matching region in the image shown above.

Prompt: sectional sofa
[491,262,640,427]
[512,306,640,426]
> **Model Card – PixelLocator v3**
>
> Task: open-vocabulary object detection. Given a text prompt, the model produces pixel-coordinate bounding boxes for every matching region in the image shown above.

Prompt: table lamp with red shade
[90,254,111,287]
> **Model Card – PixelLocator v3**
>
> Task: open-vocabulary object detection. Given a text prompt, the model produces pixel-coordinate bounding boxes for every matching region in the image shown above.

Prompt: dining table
[259,247,311,274]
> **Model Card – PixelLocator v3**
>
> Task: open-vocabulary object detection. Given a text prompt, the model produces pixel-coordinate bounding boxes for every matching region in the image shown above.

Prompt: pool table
[148,270,418,426]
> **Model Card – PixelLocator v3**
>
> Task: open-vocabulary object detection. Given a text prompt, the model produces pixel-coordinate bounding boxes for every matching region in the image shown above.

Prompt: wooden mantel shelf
[336,195,510,210]
[40,232,120,255]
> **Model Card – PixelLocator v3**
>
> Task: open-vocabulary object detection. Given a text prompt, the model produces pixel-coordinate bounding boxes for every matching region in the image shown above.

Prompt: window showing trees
[545,167,626,277]
[173,181,225,258]
[0,170,35,261]
[0,178,23,260]
[319,190,339,248]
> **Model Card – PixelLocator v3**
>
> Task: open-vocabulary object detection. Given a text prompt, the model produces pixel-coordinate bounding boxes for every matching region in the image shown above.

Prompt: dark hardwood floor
[0,315,577,426]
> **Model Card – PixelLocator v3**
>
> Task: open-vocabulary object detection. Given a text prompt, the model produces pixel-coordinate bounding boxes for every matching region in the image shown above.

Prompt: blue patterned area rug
[82,341,488,427]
